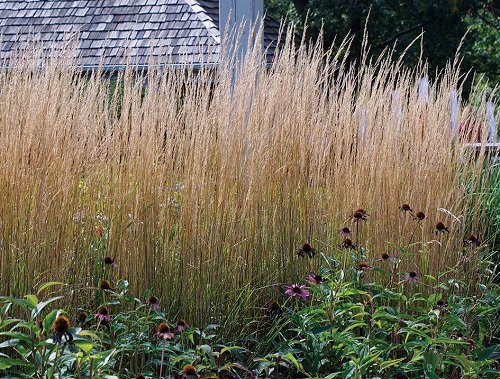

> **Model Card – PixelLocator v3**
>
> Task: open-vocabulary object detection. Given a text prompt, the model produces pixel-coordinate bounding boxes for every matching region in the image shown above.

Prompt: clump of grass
[0,27,495,327]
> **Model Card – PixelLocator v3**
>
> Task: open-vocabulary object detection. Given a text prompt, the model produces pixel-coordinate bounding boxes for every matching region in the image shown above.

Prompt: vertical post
[486,101,497,143]
[450,90,458,138]
[418,76,429,103]
[219,0,264,63]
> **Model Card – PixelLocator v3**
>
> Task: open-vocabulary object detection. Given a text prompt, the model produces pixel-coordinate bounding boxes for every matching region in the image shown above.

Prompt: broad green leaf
[74,340,94,354]
[0,296,32,310]
[342,322,366,333]
[380,357,406,370]
[0,358,32,370]
[31,296,64,319]
[79,330,101,340]
[43,309,59,333]
[282,352,306,374]
[37,282,65,296]
[0,339,21,349]
[24,295,38,307]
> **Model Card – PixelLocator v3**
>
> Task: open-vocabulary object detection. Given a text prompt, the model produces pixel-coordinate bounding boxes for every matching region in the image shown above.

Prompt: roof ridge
[183,0,220,44]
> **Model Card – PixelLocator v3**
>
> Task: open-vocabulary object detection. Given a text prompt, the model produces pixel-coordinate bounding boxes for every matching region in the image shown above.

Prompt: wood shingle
[0,0,283,69]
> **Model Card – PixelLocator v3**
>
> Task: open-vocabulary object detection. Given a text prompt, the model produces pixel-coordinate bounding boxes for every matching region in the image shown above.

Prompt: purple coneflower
[306,272,324,284]
[99,279,112,291]
[464,234,480,247]
[338,227,352,239]
[157,322,175,340]
[378,253,390,261]
[284,284,310,300]
[183,364,197,375]
[356,262,374,271]
[435,222,449,234]
[175,364,198,378]
[399,204,413,213]
[96,307,111,325]
[104,256,117,268]
[176,319,189,332]
[148,295,161,311]
[339,238,356,249]
[77,311,88,326]
[413,211,426,221]
[376,252,398,263]
[353,209,369,222]
[404,271,419,284]
[435,299,448,309]
[52,315,73,344]
[297,243,316,258]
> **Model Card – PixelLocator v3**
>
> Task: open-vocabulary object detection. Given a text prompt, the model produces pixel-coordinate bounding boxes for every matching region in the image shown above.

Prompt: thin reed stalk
[0,30,495,327]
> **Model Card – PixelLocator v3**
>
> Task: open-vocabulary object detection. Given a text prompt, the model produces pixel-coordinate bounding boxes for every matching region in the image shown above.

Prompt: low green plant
[1,242,498,378]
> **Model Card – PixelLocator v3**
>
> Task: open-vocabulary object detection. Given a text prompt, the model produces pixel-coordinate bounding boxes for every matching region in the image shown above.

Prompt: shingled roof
[0,0,282,69]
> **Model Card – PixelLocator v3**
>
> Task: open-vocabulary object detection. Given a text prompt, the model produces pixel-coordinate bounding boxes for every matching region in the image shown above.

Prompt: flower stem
[159,345,165,378]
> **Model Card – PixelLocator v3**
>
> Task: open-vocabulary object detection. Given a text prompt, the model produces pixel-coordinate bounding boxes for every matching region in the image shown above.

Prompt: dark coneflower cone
[436,300,447,308]
[176,319,188,331]
[104,256,114,265]
[357,262,372,270]
[99,279,111,290]
[381,253,390,260]
[157,322,171,334]
[353,209,368,221]
[435,221,449,233]
[340,238,355,249]
[183,364,197,375]
[53,316,71,333]
[298,243,316,258]
[400,203,413,212]
[77,311,87,325]
[135,375,145,379]
[414,211,426,221]
[148,295,159,304]
[464,234,480,246]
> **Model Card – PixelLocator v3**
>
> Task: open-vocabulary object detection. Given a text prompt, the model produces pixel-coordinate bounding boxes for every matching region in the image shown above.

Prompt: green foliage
[1,254,498,378]
[266,0,499,89]
[255,266,500,378]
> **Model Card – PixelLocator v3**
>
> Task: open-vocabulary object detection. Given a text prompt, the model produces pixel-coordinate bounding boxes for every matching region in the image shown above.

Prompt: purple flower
[356,262,374,271]
[297,243,316,258]
[413,211,426,221]
[339,238,356,249]
[399,204,413,213]
[464,234,480,247]
[157,323,175,340]
[435,300,448,309]
[176,319,189,332]
[338,227,352,239]
[284,284,310,300]
[404,271,419,284]
[306,273,324,284]
[147,296,161,311]
[376,252,398,263]
[435,222,449,234]
[95,307,111,325]
[104,257,117,268]
[353,209,369,222]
